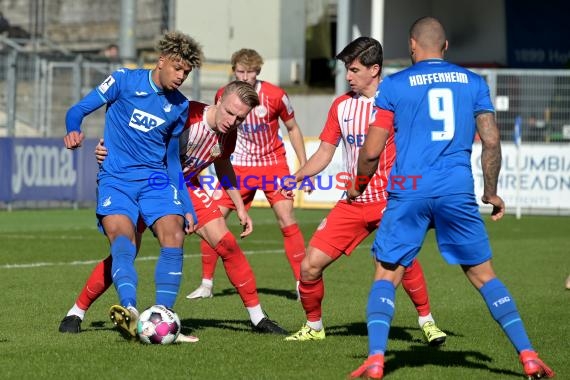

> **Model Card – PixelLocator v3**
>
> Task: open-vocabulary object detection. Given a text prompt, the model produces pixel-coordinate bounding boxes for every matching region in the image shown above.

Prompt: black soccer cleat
[252,317,288,335]
[59,315,82,333]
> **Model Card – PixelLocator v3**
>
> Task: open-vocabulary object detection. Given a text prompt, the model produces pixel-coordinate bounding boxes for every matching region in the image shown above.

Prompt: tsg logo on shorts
[129,109,166,132]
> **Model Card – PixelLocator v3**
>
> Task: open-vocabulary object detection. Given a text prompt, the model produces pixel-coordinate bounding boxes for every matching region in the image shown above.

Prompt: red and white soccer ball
[137,305,181,345]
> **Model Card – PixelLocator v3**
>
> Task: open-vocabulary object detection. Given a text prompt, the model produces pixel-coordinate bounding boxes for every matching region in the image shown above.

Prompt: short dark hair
[336,37,383,68]
[409,16,446,51]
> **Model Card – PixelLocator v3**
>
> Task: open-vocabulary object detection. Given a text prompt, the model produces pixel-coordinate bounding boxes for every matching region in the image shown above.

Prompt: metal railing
[383,66,570,144]
[2,48,570,143]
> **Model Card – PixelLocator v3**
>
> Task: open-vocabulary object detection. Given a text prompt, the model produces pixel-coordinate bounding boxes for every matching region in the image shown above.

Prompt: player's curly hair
[157,31,203,69]
[221,80,260,108]
[231,48,264,72]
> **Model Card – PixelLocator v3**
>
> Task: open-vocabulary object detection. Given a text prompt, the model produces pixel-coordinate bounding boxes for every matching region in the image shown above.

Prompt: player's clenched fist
[63,131,85,150]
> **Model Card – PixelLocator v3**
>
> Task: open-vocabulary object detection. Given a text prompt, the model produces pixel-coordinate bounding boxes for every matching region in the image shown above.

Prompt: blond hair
[156,31,203,69]
[221,80,260,108]
[230,48,264,72]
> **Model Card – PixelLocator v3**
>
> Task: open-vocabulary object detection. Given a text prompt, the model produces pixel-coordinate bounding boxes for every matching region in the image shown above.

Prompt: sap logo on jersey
[129,109,166,132]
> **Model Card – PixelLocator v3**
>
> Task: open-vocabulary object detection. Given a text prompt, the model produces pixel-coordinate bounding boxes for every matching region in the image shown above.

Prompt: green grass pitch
[0,208,568,379]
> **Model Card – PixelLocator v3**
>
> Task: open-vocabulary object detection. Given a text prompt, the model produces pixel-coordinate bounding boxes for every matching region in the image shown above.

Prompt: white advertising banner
[250,138,346,208]
[295,141,570,212]
[471,143,570,210]
[206,140,570,213]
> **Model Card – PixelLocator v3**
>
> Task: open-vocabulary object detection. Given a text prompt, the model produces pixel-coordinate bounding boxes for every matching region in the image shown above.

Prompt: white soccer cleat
[175,333,200,343]
[186,284,213,299]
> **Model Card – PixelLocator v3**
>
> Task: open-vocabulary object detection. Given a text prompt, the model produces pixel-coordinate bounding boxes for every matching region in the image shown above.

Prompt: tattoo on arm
[476,112,501,196]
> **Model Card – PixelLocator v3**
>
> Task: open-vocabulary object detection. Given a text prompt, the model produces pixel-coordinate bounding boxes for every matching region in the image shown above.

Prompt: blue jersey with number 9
[375,59,494,199]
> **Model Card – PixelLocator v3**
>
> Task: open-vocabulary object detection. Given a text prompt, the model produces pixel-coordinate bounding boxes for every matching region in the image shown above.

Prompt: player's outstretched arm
[295,140,336,181]
[278,140,336,199]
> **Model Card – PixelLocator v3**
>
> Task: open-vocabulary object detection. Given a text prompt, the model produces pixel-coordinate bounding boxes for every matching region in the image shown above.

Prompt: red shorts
[187,186,223,227]
[213,163,291,209]
[309,200,386,260]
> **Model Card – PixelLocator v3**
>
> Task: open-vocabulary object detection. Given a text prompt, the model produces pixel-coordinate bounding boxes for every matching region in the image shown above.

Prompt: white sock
[306,320,323,331]
[127,306,139,318]
[418,313,434,328]
[247,304,265,325]
[67,303,86,320]
[201,278,213,288]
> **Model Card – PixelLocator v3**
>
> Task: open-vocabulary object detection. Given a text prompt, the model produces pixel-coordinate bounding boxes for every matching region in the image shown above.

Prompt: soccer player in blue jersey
[347,17,555,379]
[63,31,203,340]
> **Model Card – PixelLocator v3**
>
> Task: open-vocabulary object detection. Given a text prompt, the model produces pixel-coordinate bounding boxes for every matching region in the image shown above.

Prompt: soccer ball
[137,305,181,345]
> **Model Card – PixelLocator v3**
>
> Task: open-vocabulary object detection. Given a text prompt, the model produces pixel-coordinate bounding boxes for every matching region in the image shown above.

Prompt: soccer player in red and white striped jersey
[282,37,446,345]
[175,82,286,333]
[58,81,288,337]
[187,49,308,300]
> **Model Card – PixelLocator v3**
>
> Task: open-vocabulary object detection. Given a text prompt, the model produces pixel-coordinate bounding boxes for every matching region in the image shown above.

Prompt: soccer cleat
[186,284,213,299]
[284,323,326,341]
[175,333,200,343]
[349,354,385,379]
[565,275,570,290]
[252,317,288,335]
[109,305,139,339]
[58,315,82,333]
[421,321,447,346]
[519,350,555,379]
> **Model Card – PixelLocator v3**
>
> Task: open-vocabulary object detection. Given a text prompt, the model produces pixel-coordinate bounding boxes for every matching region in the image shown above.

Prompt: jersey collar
[148,70,162,94]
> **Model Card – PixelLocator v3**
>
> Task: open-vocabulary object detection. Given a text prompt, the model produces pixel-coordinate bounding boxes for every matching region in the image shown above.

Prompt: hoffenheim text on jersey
[409,72,469,86]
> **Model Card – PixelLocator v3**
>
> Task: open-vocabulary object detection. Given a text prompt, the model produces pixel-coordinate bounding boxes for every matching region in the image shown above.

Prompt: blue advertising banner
[0,138,99,202]
[506,0,570,68]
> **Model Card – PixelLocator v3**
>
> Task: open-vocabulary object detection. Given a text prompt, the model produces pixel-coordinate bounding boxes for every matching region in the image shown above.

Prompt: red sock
[281,224,305,280]
[401,259,431,317]
[200,239,218,280]
[76,255,113,310]
[299,277,324,322]
[214,232,259,307]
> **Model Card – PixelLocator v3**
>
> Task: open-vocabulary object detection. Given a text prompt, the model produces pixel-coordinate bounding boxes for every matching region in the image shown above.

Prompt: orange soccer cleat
[348,354,384,379]
[519,350,555,379]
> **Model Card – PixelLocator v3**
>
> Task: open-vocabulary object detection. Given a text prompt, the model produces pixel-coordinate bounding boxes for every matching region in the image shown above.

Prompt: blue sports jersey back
[375,59,494,198]
[97,68,188,181]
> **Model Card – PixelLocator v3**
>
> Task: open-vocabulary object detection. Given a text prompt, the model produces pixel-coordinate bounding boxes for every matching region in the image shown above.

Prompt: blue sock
[110,236,137,308]
[367,280,396,355]
[155,247,184,308]
[479,278,533,353]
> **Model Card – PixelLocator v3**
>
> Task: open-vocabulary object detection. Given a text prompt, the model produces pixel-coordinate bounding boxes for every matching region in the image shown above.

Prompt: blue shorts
[372,194,492,266]
[96,175,185,234]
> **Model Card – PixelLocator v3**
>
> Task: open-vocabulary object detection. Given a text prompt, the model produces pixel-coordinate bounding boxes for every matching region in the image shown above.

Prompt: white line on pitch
[0,249,285,269]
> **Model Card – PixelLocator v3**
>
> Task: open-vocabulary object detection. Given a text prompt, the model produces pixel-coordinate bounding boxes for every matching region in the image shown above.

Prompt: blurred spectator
[0,11,30,40]
[102,43,120,61]
[0,12,10,34]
